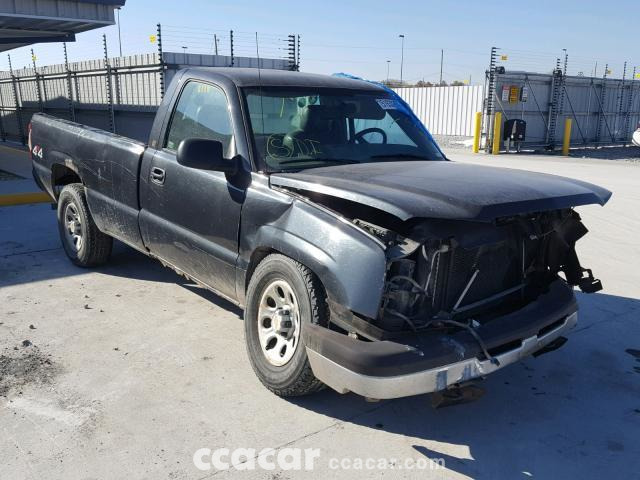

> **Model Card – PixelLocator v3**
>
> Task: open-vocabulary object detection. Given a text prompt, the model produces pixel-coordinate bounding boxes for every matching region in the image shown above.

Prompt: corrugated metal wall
[393,85,484,136]
[491,72,640,147]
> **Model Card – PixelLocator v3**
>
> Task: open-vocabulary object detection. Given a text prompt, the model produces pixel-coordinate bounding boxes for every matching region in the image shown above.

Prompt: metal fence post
[157,23,165,100]
[31,49,44,112]
[623,66,637,143]
[558,54,567,116]
[103,34,116,133]
[287,35,294,71]
[484,47,497,152]
[230,30,234,67]
[8,54,26,144]
[63,43,76,122]
[615,62,627,141]
[73,69,80,107]
[0,78,6,142]
[596,64,609,143]
[546,58,563,148]
[113,57,121,106]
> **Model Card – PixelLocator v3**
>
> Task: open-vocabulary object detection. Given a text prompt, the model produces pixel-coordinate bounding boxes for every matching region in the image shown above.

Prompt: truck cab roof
[182,67,386,91]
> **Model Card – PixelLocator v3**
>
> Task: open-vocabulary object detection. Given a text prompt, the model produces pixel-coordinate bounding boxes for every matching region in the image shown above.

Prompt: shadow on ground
[570,145,640,161]
[0,239,243,318]
[105,243,243,316]
[476,145,640,161]
[287,291,640,479]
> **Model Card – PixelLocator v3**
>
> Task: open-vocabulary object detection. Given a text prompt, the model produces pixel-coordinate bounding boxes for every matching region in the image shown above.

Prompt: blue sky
[2,0,637,84]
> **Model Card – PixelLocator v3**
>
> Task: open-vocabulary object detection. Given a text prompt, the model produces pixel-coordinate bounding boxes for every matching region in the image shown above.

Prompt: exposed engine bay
[354,209,601,335]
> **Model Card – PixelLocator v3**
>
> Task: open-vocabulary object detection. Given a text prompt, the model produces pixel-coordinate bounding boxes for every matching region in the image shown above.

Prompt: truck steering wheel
[354,127,388,144]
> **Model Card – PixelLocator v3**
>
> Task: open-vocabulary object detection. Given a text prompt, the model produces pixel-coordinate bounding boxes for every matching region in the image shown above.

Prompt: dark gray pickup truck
[30,68,611,401]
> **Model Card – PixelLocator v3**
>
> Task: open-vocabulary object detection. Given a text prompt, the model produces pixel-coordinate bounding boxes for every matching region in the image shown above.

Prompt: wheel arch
[245,246,278,290]
[51,161,83,199]
[238,199,388,319]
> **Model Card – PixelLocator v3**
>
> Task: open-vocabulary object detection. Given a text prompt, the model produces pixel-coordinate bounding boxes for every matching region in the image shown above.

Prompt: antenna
[255,32,266,168]
[255,31,262,80]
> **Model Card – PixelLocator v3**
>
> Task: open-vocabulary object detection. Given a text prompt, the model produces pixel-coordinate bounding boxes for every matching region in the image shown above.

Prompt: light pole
[398,34,405,84]
[116,7,122,57]
[386,60,390,84]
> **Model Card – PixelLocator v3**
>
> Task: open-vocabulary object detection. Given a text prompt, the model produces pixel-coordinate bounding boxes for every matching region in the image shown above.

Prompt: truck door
[139,80,243,300]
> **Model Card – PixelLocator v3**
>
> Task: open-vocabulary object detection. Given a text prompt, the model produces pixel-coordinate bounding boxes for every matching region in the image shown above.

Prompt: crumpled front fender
[237,178,387,318]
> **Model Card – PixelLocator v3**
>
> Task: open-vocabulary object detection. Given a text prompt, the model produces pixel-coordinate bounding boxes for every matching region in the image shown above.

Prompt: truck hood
[270,161,612,222]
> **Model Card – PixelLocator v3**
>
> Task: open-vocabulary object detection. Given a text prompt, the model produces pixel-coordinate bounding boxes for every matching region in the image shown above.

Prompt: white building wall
[393,85,484,136]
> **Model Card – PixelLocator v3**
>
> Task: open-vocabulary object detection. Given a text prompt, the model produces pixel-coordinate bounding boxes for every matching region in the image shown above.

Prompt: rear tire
[57,183,112,267]
[244,254,329,397]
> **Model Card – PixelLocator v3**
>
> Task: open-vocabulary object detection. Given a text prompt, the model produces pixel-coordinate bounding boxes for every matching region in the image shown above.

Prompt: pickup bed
[31,67,611,401]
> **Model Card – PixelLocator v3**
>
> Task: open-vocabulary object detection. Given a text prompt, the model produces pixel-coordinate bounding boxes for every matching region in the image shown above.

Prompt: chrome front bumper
[307,311,578,400]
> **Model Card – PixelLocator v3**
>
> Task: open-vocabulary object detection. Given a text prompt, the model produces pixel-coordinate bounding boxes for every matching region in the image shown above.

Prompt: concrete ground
[0,143,31,179]
[0,143,51,206]
[1,147,639,479]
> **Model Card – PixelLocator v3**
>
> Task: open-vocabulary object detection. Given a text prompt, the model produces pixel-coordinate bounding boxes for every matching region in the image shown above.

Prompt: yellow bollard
[472,112,482,153]
[562,118,572,156]
[492,112,502,155]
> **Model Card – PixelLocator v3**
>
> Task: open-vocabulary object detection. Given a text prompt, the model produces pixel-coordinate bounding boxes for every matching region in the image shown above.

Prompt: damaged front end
[374,208,600,335]
[303,203,602,399]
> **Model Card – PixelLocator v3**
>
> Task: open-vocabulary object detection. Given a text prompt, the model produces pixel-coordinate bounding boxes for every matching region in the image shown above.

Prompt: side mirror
[176,138,237,174]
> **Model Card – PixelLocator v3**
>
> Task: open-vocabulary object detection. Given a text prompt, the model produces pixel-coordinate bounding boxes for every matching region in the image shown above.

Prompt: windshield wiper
[369,153,432,161]
[277,158,359,166]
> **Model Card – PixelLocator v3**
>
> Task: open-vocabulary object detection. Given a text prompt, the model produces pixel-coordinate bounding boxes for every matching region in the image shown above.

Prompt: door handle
[150,166,165,185]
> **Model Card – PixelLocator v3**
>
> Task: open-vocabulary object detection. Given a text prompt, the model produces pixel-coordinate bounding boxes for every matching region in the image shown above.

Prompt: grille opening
[537,318,566,337]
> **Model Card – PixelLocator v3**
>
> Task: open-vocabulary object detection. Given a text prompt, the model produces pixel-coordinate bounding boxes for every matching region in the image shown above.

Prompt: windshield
[243,87,444,171]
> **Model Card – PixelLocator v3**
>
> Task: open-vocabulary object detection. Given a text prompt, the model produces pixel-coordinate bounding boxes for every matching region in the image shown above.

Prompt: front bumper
[305,279,578,399]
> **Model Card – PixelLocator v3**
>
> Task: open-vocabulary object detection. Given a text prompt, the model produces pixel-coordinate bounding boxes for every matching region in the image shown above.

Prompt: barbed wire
[159,25,294,59]
[495,47,637,80]
[1,26,637,87]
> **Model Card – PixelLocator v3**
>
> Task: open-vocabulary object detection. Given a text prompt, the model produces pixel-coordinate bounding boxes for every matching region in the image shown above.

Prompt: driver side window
[165,81,233,153]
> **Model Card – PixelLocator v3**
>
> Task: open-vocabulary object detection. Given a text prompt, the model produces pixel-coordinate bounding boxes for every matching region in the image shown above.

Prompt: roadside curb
[0,192,52,207]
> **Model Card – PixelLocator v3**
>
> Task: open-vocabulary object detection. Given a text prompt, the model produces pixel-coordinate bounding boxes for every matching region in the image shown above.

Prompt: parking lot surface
[1,148,639,479]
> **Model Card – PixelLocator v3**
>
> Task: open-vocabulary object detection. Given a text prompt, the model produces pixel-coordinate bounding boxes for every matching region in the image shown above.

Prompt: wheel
[244,254,329,396]
[57,183,112,267]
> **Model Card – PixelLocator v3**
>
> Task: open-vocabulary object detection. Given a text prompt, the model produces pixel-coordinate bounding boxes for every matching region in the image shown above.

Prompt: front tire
[57,183,112,267]
[244,254,329,396]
